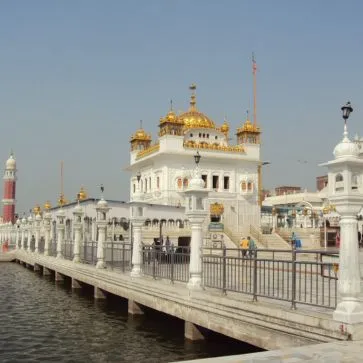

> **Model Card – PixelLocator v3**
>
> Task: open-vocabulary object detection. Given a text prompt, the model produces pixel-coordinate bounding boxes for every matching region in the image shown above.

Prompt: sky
[1,0,363,214]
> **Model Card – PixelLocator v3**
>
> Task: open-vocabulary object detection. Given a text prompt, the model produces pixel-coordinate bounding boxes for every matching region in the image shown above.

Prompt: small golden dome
[58,193,67,207]
[323,206,330,214]
[130,128,152,142]
[44,201,52,210]
[33,204,41,215]
[78,186,87,201]
[220,120,229,133]
[210,202,224,216]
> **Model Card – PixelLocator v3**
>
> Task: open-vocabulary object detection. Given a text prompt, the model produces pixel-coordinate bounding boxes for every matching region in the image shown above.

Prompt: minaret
[2,152,17,223]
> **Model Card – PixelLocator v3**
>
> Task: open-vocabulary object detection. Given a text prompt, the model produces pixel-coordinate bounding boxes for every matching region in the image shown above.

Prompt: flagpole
[252,53,257,126]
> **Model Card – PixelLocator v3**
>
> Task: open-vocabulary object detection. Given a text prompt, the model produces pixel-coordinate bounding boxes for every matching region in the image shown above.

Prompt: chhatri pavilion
[128,84,262,235]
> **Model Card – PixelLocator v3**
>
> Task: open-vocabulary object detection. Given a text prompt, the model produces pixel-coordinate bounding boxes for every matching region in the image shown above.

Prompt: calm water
[0,263,262,363]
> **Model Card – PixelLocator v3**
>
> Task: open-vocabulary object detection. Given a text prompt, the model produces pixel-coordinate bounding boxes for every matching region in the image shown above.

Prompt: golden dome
[78,186,87,201]
[323,206,330,214]
[58,193,67,207]
[44,201,52,210]
[179,84,216,130]
[33,204,41,215]
[220,120,229,133]
[237,118,261,134]
[130,128,152,142]
[210,202,224,216]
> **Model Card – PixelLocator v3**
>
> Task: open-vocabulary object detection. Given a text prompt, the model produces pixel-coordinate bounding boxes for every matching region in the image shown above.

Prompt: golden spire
[189,83,197,111]
[44,201,52,210]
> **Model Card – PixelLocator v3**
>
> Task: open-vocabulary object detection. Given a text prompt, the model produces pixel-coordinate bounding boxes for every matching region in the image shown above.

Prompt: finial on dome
[170,99,173,111]
[189,83,197,111]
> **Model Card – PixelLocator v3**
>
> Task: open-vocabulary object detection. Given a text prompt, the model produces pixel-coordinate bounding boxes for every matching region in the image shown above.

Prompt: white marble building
[127,85,262,234]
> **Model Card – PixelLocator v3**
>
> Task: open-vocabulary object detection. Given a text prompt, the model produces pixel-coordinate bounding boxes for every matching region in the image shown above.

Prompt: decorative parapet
[136,143,160,160]
[183,141,245,153]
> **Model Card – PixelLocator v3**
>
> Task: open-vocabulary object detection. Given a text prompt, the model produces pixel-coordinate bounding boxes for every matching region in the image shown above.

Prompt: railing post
[253,248,258,302]
[152,245,156,279]
[170,246,174,284]
[111,240,114,270]
[222,245,227,294]
[122,242,125,273]
[291,246,297,309]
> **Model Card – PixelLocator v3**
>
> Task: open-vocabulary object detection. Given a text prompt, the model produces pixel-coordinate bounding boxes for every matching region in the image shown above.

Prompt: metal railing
[80,241,97,265]
[63,241,74,261]
[105,241,132,272]
[202,247,338,309]
[141,244,190,282]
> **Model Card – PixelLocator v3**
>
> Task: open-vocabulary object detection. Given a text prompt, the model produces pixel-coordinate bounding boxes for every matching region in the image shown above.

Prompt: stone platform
[179,341,362,362]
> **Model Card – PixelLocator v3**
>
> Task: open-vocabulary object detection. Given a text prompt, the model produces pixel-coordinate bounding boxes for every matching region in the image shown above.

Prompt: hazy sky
[1,0,363,214]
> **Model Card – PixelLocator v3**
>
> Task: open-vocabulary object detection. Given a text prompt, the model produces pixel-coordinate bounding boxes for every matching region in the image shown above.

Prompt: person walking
[240,237,249,258]
[247,236,256,258]
[291,232,297,249]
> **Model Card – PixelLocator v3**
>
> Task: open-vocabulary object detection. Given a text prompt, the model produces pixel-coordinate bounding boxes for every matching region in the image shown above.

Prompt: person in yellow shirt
[240,237,249,257]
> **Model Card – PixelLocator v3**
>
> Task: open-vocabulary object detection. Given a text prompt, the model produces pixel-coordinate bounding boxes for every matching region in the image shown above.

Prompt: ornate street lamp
[341,101,353,124]
[194,151,201,166]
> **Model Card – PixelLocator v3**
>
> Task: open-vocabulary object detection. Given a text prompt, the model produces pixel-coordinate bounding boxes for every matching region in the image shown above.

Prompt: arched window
[335,174,343,182]
[241,181,247,192]
[145,178,147,192]
[149,177,151,190]
[247,181,253,191]
[177,178,183,189]
[133,184,136,193]
[156,176,160,189]
[183,178,189,187]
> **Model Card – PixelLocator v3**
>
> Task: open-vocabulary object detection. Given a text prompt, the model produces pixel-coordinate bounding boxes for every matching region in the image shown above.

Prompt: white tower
[321,102,363,324]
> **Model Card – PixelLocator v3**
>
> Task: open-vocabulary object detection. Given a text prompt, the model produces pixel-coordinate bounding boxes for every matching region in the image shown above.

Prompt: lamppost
[183,150,208,290]
[130,173,146,277]
[321,101,363,324]
[73,194,83,263]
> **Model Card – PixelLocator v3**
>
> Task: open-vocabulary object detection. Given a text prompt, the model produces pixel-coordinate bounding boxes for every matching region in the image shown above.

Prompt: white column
[73,220,82,263]
[131,219,144,276]
[187,216,205,290]
[333,214,363,323]
[272,214,276,232]
[27,222,32,252]
[44,216,51,256]
[15,226,19,249]
[35,216,41,254]
[304,215,307,229]
[20,222,25,250]
[56,224,64,259]
[96,222,107,268]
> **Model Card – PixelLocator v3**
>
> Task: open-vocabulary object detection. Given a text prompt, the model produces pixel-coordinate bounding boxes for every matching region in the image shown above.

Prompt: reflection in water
[0,263,262,362]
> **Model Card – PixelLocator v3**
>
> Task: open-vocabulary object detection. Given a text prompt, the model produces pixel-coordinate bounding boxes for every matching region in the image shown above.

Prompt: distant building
[316,175,328,192]
[2,153,17,223]
[275,186,302,196]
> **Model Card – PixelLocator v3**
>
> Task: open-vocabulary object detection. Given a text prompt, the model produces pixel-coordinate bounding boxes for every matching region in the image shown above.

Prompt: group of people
[239,236,256,257]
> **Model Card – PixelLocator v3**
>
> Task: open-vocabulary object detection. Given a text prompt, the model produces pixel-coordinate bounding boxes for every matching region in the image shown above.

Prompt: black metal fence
[141,244,190,282]
[202,247,338,309]
[63,241,74,261]
[105,242,132,272]
[80,241,97,265]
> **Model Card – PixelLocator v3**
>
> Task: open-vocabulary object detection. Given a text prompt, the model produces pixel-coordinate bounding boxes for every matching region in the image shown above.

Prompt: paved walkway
[179,341,362,363]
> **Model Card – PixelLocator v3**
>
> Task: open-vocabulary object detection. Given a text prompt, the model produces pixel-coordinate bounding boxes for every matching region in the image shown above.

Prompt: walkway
[6,249,363,350]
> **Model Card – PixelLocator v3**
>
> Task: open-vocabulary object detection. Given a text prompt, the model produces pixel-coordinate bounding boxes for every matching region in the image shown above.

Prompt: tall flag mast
[252,52,257,126]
